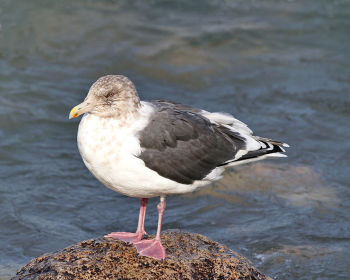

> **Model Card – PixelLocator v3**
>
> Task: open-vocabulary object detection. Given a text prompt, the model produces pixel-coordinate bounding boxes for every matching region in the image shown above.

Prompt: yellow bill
[69,106,79,119]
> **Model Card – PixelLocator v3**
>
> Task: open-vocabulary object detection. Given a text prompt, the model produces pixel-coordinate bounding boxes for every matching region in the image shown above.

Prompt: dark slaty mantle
[138,101,246,184]
[12,231,271,280]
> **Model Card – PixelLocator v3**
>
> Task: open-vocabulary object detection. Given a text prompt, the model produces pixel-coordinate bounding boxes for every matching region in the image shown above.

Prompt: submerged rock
[13,231,271,280]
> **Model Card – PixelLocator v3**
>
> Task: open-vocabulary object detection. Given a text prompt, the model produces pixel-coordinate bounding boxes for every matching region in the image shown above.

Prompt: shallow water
[1,0,350,279]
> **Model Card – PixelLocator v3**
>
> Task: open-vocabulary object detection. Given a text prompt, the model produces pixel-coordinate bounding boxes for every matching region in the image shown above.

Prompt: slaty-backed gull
[69,75,288,260]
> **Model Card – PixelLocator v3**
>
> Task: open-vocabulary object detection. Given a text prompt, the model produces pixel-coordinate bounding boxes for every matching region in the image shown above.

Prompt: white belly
[76,105,209,198]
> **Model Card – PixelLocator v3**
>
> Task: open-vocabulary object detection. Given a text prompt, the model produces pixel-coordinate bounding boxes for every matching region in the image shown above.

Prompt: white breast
[77,102,209,198]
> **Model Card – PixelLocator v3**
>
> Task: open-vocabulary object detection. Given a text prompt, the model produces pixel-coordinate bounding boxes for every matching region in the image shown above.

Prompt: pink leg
[105,198,148,243]
[134,196,166,260]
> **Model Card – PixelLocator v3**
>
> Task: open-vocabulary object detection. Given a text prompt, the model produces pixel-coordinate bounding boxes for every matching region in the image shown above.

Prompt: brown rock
[13,231,271,280]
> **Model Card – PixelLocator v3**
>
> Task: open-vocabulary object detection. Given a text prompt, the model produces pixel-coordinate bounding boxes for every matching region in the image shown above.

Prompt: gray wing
[138,101,246,184]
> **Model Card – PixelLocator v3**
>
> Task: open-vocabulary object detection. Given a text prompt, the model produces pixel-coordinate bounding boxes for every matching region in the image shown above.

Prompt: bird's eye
[105,91,115,98]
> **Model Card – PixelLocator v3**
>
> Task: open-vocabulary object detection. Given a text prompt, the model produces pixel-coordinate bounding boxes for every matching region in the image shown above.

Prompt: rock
[13,231,271,280]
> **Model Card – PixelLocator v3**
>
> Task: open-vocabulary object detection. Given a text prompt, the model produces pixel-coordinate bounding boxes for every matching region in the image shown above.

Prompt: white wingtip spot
[267,153,288,158]
[282,143,290,148]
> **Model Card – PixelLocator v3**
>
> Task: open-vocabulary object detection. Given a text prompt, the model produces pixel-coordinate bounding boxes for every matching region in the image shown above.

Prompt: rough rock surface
[13,231,271,280]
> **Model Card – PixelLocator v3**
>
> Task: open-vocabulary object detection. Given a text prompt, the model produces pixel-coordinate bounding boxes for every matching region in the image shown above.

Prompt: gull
[69,75,288,260]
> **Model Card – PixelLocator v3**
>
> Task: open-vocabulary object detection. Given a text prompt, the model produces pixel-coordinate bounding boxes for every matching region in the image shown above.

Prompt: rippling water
[1,1,350,279]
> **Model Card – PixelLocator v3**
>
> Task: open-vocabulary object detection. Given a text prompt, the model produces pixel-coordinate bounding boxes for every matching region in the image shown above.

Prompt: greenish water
[1,1,350,279]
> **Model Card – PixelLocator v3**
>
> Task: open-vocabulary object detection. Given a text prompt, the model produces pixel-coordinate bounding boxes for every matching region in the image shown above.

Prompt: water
[1,0,350,279]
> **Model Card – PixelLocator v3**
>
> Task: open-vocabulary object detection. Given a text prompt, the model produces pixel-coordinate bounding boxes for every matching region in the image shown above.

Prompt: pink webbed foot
[134,238,166,260]
[104,232,145,243]
[105,198,149,243]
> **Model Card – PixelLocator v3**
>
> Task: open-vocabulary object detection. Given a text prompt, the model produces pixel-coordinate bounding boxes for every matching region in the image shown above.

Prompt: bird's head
[69,75,140,119]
